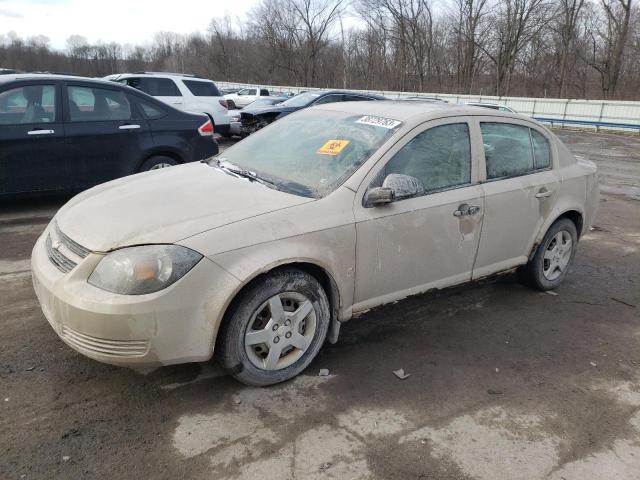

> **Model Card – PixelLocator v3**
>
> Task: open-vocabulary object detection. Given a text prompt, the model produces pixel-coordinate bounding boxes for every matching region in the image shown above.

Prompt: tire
[139,155,178,172]
[218,269,330,386]
[518,218,578,291]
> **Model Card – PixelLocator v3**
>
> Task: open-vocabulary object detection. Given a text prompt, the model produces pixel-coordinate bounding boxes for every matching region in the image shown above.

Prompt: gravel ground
[1,129,639,480]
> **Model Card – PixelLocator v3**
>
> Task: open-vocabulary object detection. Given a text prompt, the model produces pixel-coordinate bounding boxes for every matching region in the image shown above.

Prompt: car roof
[312,100,531,124]
[111,72,212,81]
[318,90,386,99]
[466,102,503,107]
[0,73,121,86]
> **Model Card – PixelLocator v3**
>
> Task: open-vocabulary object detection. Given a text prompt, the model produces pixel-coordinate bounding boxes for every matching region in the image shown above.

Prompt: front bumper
[31,227,240,367]
[230,121,242,136]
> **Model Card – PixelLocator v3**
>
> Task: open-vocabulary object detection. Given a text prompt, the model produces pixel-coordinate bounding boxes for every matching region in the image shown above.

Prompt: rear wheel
[218,269,330,386]
[139,155,178,172]
[519,218,578,290]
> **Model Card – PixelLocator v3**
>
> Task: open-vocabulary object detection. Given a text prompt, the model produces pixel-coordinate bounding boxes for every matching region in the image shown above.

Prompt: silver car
[31,102,599,386]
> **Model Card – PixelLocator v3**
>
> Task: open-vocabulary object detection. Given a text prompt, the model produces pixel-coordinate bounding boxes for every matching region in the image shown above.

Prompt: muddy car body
[31,102,598,386]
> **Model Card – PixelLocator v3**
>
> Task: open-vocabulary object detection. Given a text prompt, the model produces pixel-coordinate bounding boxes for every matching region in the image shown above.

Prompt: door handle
[467,205,481,215]
[119,124,141,130]
[454,204,480,217]
[535,187,553,198]
[27,129,55,135]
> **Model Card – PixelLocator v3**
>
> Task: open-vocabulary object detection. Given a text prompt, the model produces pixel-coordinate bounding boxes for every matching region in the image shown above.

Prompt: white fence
[216,81,640,133]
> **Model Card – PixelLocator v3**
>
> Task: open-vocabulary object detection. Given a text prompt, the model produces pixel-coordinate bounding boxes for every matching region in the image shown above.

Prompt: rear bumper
[215,124,231,136]
[192,136,219,161]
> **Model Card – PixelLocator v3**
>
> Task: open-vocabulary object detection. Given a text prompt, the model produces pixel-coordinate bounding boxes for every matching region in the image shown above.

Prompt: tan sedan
[31,102,599,386]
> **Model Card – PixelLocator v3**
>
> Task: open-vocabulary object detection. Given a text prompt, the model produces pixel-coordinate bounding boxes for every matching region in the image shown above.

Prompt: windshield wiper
[216,160,279,191]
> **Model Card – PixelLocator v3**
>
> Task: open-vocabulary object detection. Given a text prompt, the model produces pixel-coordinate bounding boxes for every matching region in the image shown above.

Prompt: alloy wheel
[542,230,573,281]
[244,292,317,370]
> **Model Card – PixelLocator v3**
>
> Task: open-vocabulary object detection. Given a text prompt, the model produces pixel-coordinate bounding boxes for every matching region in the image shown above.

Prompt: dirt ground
[1,129,639,480]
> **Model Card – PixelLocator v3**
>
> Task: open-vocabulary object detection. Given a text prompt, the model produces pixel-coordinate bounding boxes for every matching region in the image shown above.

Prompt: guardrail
[217,81,640,133]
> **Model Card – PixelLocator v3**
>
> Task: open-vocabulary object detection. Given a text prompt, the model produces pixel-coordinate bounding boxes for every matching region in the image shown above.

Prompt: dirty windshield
[213,110,402,198]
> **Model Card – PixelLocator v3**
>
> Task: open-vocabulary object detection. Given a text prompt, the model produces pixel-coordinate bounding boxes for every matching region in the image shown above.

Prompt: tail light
[219,99,228,109]
[198,119,214,136]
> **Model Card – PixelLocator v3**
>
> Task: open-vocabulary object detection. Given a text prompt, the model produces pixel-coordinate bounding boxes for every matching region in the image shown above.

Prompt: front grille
[46,234,77,273]
[61,326,149,357]
[55,223,90,258]
[46,223,91,274]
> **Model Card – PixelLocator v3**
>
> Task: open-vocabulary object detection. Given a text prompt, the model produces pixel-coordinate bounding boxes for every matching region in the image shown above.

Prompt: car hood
[242,104,299,116]
[55,162,313,252]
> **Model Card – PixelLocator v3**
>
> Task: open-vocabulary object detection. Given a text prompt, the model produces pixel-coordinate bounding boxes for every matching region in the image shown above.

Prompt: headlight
[88,245,202,295]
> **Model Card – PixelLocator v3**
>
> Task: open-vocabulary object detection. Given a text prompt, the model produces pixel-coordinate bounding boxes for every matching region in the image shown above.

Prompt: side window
[183,80,220,97]
[67,86,131,122]
[531,129,551,169]
[313,94,343,105]
[136,99,165,119]
[0,85,56,125]
[126,78,181,97]
[383,123,472,194]
[481,122,534,179]
[260,89,269,96]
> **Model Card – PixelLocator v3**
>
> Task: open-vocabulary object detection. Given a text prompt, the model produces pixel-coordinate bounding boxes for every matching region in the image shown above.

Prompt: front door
[352,118,485,312]
[63,82,149,189]
[0,82,67,194]
[472,119,560,278]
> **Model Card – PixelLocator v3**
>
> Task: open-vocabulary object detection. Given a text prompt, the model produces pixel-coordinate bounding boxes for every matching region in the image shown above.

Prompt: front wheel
[518,218,578,291]
[218,269,330,386]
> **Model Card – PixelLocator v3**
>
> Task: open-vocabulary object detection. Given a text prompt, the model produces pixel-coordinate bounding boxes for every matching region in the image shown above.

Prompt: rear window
[137,99,165,119]
[183,80,221,97]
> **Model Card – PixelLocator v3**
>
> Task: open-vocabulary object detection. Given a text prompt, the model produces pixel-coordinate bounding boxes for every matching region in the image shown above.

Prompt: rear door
[472,118,559,278]
[63,82,151,189]
[0,80,67,194]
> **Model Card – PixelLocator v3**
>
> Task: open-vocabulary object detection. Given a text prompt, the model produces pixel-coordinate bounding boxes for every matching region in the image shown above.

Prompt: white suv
[107,73,231,136]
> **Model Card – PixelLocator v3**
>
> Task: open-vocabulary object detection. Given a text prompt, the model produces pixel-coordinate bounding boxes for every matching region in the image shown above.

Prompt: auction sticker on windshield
[317,139,350,156]
[356,115,401,129]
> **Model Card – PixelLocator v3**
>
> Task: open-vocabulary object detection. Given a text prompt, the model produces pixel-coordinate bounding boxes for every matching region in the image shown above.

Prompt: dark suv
[0,74,218,196]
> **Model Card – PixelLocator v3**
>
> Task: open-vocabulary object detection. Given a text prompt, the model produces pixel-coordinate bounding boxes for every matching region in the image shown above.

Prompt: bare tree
[2,0,640,99]
[586,0,633,97]
[481,0,550,96]
[451,0,490,93]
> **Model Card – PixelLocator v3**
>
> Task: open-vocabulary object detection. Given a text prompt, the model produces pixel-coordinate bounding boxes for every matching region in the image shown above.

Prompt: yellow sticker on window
[317,139,350,156]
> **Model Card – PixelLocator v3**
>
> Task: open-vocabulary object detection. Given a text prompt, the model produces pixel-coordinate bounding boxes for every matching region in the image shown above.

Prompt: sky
[0,0,258,49]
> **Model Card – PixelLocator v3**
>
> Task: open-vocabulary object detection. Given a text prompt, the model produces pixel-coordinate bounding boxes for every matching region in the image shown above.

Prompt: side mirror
[365,174,424,207]
[365,187,394,206]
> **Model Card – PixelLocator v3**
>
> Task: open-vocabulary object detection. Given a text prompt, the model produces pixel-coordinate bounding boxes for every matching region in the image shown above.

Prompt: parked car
[32,101,598,386]
[0,74,218,196]
[107,72,232,137]
[227,96,288,136]
[466,102,516,113]
[220,87,241,95]
[240,90,385,136]
[224,86,272,109]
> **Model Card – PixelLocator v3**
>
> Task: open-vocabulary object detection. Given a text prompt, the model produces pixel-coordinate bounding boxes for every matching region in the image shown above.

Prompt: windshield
[247,98,281,108]
[281,92,321,108]
[212,110,402,198]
